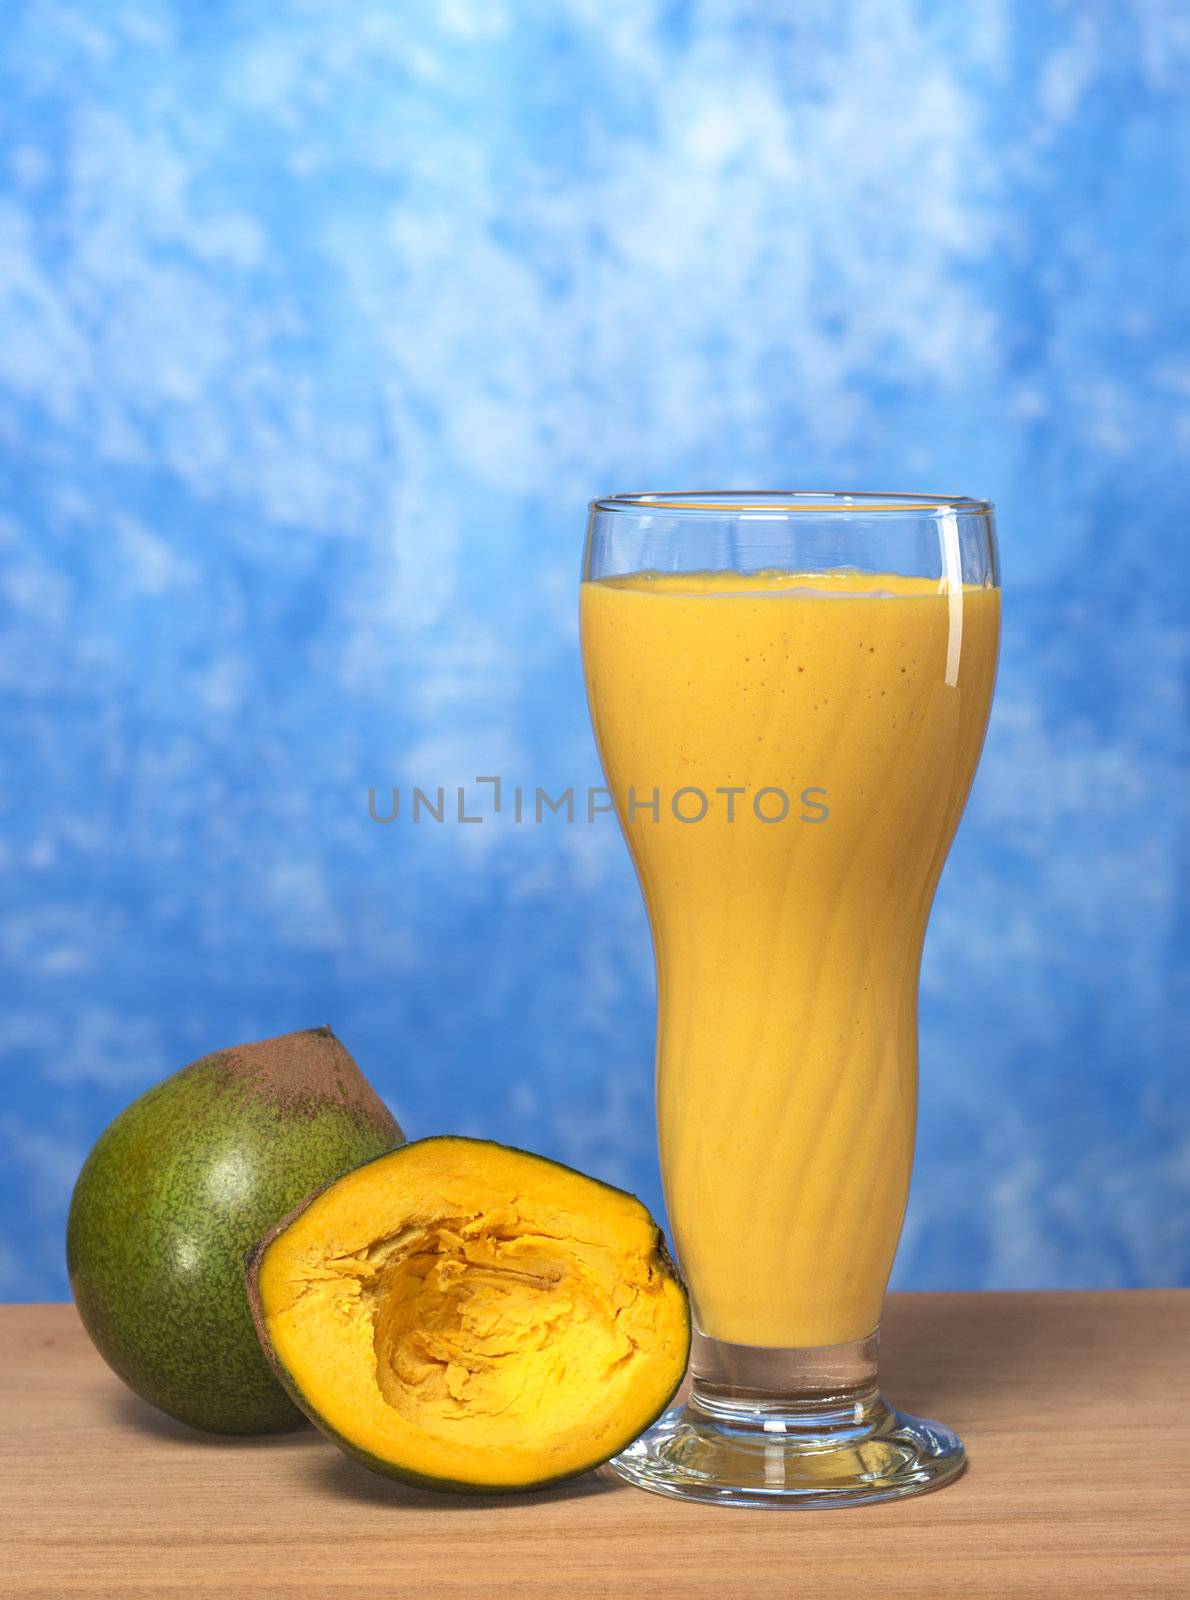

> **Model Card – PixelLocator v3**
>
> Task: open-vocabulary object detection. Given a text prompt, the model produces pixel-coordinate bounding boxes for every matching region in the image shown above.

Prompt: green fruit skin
[67,1027,403,1435]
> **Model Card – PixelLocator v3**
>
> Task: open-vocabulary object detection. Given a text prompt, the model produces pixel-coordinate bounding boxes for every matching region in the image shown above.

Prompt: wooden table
[2,1293,1187,1598]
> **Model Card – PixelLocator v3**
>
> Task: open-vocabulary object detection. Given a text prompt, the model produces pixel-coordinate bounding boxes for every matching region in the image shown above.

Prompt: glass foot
[609,1330,965,1509]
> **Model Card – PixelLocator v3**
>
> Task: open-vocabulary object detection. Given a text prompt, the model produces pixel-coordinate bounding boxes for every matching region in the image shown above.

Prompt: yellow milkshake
[581,569,999,1349]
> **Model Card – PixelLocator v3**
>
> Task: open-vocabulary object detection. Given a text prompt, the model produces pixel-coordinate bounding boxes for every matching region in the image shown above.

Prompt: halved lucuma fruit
[246,1137,690,1491]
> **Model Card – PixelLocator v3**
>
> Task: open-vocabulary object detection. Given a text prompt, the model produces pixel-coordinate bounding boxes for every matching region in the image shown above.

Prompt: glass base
[609,1329,965,1510]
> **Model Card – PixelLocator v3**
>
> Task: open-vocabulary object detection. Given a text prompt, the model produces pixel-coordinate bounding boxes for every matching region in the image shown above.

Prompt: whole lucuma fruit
[67,1027,404,1434]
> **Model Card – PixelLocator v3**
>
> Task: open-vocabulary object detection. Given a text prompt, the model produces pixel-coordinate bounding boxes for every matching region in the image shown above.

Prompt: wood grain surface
[2,1293,1187,1599]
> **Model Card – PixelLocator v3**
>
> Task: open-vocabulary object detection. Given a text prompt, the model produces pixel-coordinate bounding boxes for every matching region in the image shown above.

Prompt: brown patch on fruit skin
[245,1136,692,1492]
[202,1026,403,1134]
[68,1028,404,1435]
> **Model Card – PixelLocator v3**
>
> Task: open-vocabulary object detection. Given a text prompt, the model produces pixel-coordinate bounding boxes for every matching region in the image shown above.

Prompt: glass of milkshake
[580,492,999,1508]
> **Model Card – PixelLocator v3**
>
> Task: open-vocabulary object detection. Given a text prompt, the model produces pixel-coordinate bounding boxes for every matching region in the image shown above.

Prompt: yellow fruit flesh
[255,1140,688,1486]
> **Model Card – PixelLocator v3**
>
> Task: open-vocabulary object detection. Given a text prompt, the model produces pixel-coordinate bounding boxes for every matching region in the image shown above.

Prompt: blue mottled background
[2,1,1187,1300]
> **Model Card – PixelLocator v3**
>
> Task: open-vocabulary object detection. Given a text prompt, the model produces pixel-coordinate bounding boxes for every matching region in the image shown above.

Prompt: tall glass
[580,492,999,1508]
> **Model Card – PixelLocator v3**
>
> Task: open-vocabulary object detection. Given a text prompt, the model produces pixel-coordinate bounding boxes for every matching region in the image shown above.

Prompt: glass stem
[688,1329,887,1438]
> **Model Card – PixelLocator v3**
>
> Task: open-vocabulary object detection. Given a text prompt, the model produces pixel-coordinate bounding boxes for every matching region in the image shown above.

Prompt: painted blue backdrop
[1,1,1187,1300]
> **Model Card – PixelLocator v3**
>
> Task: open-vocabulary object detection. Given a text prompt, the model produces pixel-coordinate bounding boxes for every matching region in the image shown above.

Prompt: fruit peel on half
[246,1136,690,1491]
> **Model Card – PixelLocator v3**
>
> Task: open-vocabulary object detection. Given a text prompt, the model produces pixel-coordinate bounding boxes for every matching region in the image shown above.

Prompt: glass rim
[589,489,993,517]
